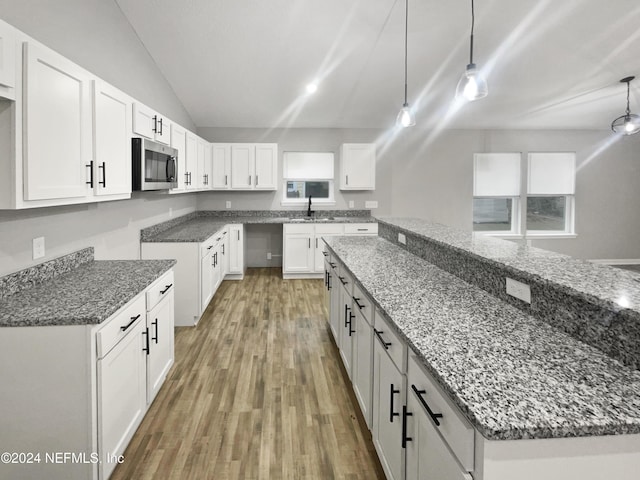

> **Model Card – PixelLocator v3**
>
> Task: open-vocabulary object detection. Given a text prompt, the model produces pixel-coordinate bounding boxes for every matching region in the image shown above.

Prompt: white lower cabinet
[227,224,245,277]
[352,303,374,428]
[338,267,354,376]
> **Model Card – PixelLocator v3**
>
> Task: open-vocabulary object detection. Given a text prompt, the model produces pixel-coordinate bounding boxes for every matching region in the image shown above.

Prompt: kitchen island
[324,218,640,480]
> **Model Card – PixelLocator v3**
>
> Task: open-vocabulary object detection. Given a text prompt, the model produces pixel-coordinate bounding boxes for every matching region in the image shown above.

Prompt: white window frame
[281,151,336,206]
[473,196,522,237]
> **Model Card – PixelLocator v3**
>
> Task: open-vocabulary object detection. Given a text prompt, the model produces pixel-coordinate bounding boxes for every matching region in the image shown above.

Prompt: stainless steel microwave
[132,138,178,191]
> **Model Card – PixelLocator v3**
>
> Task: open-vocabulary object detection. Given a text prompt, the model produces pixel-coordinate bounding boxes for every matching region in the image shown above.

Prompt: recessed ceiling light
[305,83,318,94]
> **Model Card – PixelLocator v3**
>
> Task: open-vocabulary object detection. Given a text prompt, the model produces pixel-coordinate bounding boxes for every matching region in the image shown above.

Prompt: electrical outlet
[226,201,231,209]
[32,237,45,260]
[506,278,531,303]
[267,252,272,260]
[348,200,354,208]
[398,233,406,245]
[365,200,378,209]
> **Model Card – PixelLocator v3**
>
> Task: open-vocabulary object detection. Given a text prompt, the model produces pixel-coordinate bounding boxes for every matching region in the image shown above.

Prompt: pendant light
[611,76,640,135]
[396,0,415,127]
[456,0,488,102]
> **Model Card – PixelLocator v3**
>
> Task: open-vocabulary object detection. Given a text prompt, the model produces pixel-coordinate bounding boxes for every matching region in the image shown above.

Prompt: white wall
[0,1,199,276]
[196,127,392,215]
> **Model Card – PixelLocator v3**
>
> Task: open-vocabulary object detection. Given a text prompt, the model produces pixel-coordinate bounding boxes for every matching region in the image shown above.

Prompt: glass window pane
[473,198,513,231]
[286,181,304,198]
[527,196,566,231]
[305,181,329,198]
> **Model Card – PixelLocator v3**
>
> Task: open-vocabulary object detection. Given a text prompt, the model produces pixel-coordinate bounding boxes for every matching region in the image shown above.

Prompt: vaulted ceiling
[114,0,640,130]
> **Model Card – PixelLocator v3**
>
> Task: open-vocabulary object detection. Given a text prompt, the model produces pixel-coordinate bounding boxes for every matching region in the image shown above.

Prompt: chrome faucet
[307,196,314,217]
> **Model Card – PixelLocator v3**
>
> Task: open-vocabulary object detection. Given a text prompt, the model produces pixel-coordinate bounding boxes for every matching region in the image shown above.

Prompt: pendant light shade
[611,76,640,135]
[456,0,488,102]
[396,0,415,127]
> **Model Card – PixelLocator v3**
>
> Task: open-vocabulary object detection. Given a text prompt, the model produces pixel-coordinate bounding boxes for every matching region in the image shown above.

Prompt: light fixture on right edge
[611,76,640,135]
[396,0,415,127]
[456,0,488,102]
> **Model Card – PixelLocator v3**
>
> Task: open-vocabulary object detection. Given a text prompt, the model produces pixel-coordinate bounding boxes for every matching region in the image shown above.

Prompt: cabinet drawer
[315,223,344,235]
[284,223,314,234]
[146,270,175,311]
[344,223,378,235]
[408,354,474,472]
[373,309,406,373]
[97,294,146,358]
[352,283,373,325]
[200,235,216,258]
[337,262,354,294]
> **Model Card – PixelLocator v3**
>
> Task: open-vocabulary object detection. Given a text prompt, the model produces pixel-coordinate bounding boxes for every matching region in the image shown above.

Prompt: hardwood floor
[111,268,385,480]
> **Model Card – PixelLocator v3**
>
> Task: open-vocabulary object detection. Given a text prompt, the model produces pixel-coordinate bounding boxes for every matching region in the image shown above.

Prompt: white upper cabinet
[200,139,212,190]
[132,102,172,145]
[255,143,278,190]
[23,42,92,201]
[211,143,231,189]
[340,143,376,190]
[184,132,199,190]
[230,143,255,189]
[92,80,132,197]
[170,123,187,191]
[0,19,16,98]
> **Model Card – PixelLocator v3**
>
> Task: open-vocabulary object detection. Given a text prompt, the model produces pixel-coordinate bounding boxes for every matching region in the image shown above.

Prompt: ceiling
[114,0,640,130]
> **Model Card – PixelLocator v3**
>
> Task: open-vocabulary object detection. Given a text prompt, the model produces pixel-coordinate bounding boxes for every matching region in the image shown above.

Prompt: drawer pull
[344,305,351,327]
[322,251,328,257]
[329,262,336,268]
[357,228,368,231]
[142,327,150,355]
[327,272,332,290]
[374,328,391,350]
[120,314,141,332]
[160,284,173,294]
[411,384,443,426]
[390,383,400,423]
[348,312,355,336]
[207,245,213,250]
[338,276,347,285]
[353,297,365,309]
[402,405,413,448]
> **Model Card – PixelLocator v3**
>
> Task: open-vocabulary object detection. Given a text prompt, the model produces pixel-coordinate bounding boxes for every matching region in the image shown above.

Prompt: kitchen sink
[288,217,335,222]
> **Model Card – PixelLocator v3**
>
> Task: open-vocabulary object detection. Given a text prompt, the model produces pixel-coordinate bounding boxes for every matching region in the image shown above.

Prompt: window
[472,152,576,238]
[526,152,575,236]
[472,153,521,235]
[282,152,335,204]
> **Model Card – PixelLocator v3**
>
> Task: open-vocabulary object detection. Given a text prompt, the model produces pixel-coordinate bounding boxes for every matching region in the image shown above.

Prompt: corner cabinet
[340,143,376,190]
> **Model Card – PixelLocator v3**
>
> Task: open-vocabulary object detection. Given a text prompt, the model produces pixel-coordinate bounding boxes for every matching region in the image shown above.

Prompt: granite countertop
[0,259,176,327]
[142,214,376,243]
[325,235,640,441]
[377,217,640,318]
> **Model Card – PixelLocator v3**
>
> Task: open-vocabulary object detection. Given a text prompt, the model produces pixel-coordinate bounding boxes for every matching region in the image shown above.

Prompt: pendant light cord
[469,0,475,65]
[403,0,409,105]
[626,81,631,116]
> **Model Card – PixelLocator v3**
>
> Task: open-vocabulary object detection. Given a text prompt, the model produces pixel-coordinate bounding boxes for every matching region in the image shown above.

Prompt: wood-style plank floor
[111,267,385,480]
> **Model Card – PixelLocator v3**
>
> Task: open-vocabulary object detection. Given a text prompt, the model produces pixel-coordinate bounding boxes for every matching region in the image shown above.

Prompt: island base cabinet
[352,307,373,429]
[373,337,405,480]
[146,285,175,405]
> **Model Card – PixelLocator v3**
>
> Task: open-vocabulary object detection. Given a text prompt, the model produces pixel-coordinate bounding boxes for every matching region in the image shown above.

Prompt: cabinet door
[23,42,92,201]
[97,319,146,480]
[212,143,231,189]
[170,123,187,191]
[329,262,341,341]
[203,142,213,190]
[155,116,171,145]
[196,139,207,189]
[185,132,198,190]
[283,234,314,273]
[230,143,255,189]
[220,229,230,276]
[228,225,244,274]
[340,143,376,190]
[0,19,15,93]
[373,338,405,480]
[132,102,155,139]
[200,250,214,312]
[254,143,277,190]
[339,283,355,376]
[406,392,472,480]
[93,80,131,196]
[147,291,175,405]
[353,307,373,429]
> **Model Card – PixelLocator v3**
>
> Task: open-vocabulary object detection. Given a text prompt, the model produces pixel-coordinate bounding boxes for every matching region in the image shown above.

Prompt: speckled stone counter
[377,217,640,370]
[141,209,376,243]
[325,235,640,441]
[0,254,176,327]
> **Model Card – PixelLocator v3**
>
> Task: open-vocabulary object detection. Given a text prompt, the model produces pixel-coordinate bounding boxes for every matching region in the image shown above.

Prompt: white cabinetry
[340,143,376,190]
[227,224,245,277]
[132,102,171,145]
[23,41,92,201]
[96,296,147,480]
[338,266,355,377]
[184,132,199,190]
[197,138,212,189]
[230,143,278,190]
[0,19,16,98]
[170,123,187,191]
[212,143,231,189]
[351,283,374,429]
[92,80,132,197]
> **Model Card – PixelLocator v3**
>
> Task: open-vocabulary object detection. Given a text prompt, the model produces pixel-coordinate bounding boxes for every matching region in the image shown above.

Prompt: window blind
[473,153,521,196]
[283,152,334,179]
[528,152,575,195]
